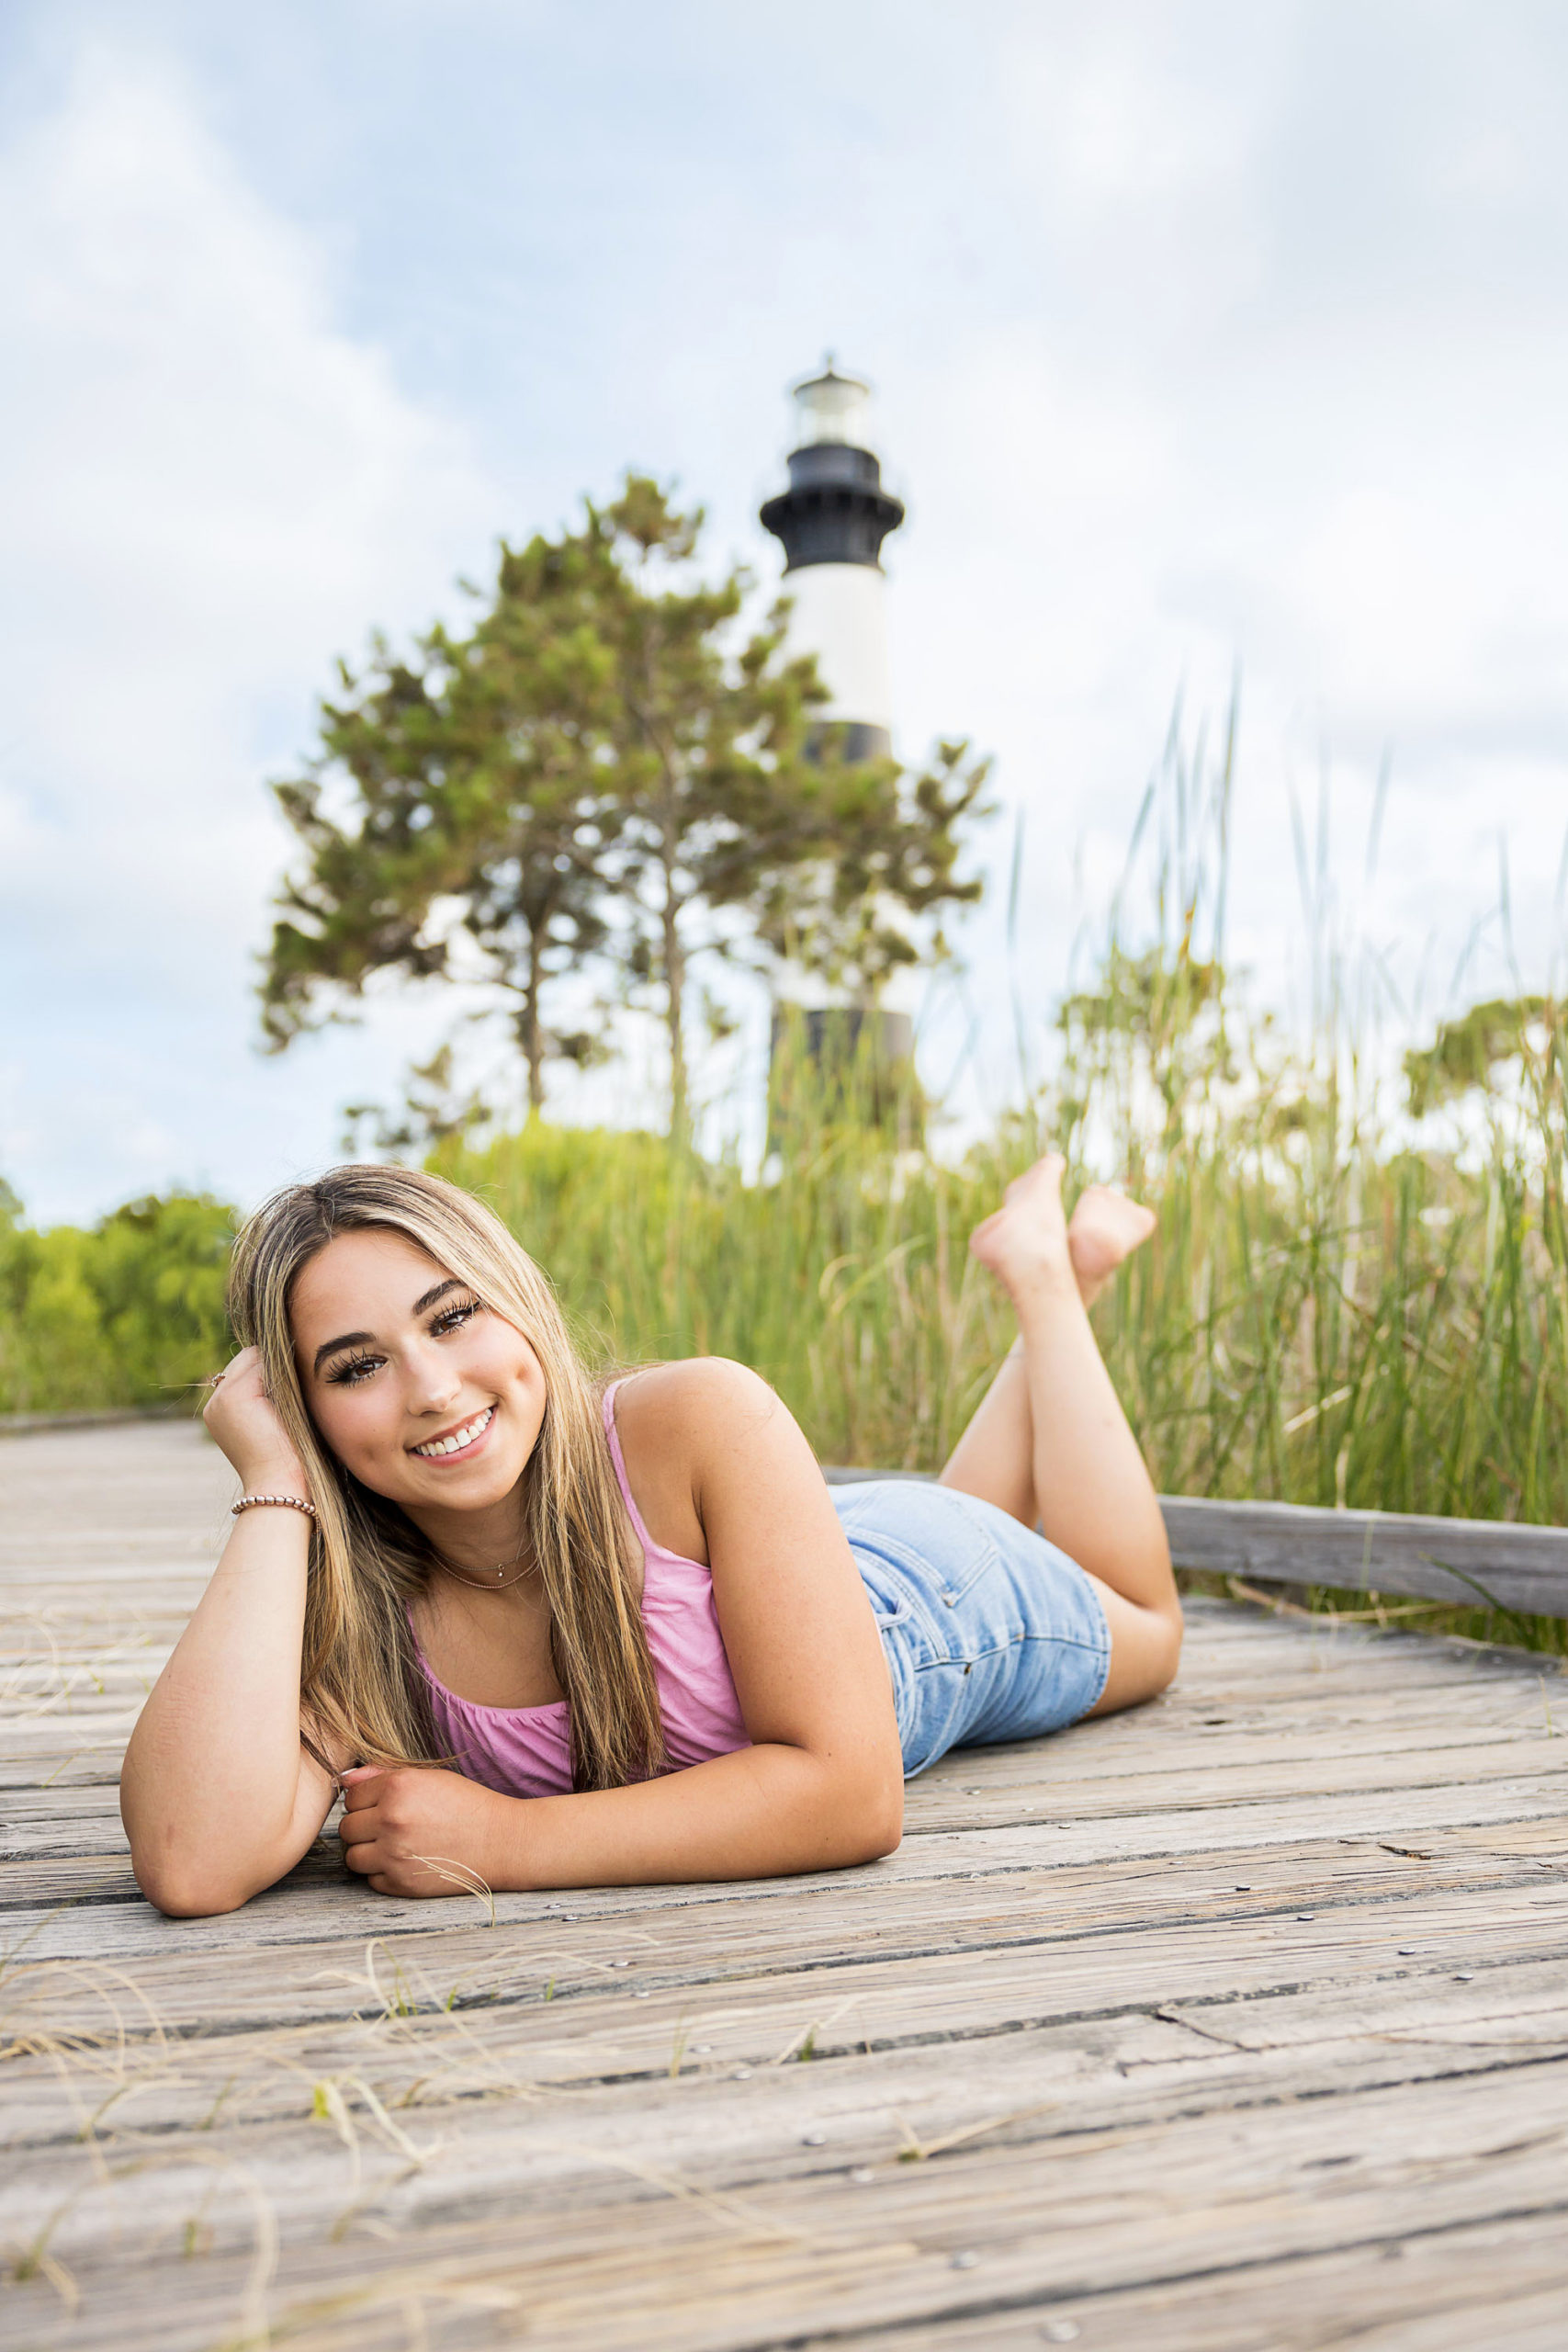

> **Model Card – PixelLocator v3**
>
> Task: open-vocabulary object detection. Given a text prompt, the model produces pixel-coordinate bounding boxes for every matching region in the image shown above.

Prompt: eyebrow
[311,1279,465,1374]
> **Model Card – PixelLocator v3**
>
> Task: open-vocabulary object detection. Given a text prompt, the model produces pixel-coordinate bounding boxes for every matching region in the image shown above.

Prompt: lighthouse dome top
[761,356,905,577]
[791,359,873,450]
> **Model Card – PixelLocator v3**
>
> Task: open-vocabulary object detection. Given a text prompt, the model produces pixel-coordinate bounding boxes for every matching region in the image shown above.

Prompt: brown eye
[432,1299,482,1337]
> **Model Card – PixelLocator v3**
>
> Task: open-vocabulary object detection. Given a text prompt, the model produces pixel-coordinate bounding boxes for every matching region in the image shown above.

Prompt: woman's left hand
[337,1766,514,1897]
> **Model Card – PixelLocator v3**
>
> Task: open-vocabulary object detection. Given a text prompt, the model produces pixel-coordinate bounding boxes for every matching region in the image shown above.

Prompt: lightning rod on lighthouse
[760,361,905,761]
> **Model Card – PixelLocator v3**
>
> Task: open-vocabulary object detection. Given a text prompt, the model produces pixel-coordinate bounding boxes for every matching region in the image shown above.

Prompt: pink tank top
[409,1381,751,1796]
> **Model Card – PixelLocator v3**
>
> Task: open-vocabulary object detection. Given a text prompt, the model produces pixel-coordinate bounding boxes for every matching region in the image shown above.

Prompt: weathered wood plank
[9,1730,1561,1880]
[1163,1492,1568,1617]
[14,2016,1568,2352]
[10,1908,1568,2156]
[8,1818,1562,2012]
[8,2056,1568,2351]
[6,1422,1567,2350]
[812,2213,1568,2351]
[8,1764,1565,1970]
[8,1860,1565,2065]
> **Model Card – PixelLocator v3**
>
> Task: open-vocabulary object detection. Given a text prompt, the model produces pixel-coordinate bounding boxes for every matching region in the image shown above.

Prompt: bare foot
[968,1153,1073,1301]
[1067,1184,1156,1308]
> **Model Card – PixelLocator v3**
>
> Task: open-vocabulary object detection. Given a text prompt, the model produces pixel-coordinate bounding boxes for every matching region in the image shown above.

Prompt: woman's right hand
[203,1347,310,1497]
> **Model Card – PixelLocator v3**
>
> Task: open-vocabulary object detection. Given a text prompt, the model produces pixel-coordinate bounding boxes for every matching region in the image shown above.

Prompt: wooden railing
[822,1468,1568,1621]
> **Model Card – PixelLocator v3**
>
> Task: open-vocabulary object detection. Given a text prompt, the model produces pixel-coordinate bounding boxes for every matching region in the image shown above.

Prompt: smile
[410,1404,496,1460]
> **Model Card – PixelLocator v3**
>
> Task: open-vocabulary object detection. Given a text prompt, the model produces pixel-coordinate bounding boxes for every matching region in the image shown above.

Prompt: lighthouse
[759,361,905,762]
[760,362,918,1132]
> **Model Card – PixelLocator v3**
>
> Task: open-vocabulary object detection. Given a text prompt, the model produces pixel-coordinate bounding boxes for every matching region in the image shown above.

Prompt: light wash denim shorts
[831,1478,1111,1778]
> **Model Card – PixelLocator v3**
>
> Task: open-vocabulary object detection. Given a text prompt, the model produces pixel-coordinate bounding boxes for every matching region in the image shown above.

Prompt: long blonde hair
[226,1164,664,1791]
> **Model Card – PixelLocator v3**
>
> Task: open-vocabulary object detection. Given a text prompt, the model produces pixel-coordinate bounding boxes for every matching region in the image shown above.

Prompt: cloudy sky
[5,1,1566,1223]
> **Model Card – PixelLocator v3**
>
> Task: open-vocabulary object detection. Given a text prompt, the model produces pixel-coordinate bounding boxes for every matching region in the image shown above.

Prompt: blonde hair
[226,1164,663,1791]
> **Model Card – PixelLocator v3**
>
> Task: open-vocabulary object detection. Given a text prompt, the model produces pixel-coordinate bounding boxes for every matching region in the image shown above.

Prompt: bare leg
[940,1158,1179,1712]
[941,1182,1155,1524]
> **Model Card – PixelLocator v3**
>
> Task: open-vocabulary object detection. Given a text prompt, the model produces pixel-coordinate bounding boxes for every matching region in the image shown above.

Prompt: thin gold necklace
[434,1539,536,1592]
[438,1561,535,1592]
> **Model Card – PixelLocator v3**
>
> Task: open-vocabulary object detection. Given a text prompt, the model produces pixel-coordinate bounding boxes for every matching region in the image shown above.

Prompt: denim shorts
[831,1479,1111,1778]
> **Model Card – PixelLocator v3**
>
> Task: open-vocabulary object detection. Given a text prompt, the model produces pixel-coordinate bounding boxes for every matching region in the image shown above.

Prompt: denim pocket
[854,1558,916,1634]
[923,1520,997,1614]
[835,1481,1000,1667]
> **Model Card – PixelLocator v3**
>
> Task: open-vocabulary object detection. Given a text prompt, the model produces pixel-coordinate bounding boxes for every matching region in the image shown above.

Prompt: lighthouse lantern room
[759,362,905,762]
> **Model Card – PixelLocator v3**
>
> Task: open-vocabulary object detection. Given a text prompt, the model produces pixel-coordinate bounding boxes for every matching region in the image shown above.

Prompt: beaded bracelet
[231,1493,317,1520]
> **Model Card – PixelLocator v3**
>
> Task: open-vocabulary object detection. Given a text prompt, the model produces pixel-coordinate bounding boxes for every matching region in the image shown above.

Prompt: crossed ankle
[1001,1256,1083,1312]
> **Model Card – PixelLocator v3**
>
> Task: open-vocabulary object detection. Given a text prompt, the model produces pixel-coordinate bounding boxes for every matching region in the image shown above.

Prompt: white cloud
[866,8,1568,1118]
[0,42,493,1217]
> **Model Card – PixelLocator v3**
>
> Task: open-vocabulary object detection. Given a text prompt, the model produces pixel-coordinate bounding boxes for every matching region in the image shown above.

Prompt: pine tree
[262,528,624,1114]
[583,478,824,1136]
[261,475,992,1137]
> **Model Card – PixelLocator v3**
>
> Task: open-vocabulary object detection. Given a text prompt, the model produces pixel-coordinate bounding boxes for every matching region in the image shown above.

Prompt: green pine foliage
[1404,995,1555,1117]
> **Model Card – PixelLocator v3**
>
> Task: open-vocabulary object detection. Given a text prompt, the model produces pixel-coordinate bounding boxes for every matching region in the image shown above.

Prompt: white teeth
[413,1406,493,1459]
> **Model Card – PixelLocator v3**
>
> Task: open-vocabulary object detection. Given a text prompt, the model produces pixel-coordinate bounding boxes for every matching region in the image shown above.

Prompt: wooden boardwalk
[4,1420,1568,2352]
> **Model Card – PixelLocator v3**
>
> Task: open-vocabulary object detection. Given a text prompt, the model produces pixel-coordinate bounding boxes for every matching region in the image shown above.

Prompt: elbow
[1124,1603,1183,1710]
[858,1815,903,1865]
[122,1781,276,1917]
[1153,1600,1184,1694]
[838,1764,904,1866]
[130,1844,254,1919]
[136,1872,249,1920]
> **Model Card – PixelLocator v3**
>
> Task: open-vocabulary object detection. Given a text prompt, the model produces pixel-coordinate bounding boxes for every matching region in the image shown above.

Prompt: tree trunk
[662,865,687,1142]
[523,926,545,1116]
[628,629,690,1141]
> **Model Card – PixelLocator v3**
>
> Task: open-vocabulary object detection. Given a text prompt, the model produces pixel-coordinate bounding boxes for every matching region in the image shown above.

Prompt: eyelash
[324,1297,484,1386]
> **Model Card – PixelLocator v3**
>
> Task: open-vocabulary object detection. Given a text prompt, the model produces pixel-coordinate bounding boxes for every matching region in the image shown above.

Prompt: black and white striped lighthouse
[760,361,905,761]
[761,362,917,1125]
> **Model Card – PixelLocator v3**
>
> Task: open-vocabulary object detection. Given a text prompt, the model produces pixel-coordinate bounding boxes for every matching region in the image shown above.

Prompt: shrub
[0,1190,236,1414]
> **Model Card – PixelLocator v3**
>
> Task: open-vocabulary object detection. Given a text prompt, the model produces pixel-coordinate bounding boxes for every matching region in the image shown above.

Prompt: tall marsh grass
[434,1056,1568,1535]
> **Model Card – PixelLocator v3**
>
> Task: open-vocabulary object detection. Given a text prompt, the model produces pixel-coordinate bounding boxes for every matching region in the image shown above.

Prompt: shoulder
[610,1361,803,1562]
[612,1358,781,1448]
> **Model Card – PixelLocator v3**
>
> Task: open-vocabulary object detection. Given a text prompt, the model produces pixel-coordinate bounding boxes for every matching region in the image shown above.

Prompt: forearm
[484,1740,903,1893]
[121,1509,321,1907]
